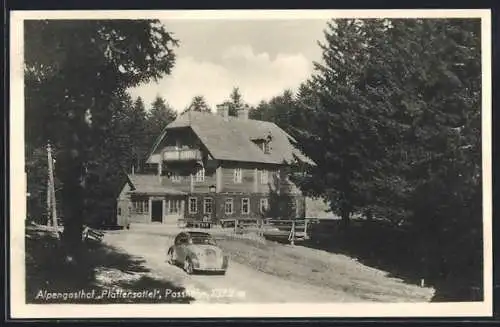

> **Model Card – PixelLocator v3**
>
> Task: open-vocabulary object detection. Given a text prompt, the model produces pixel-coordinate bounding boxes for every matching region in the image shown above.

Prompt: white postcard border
[9,9,493,319]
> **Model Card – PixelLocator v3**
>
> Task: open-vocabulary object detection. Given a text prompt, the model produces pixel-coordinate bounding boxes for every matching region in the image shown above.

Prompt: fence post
[290,220,295,245]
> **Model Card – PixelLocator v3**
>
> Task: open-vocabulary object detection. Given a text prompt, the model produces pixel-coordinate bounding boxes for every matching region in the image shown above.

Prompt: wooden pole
[47,143,58,232]
[49,146,58,228]
[46,179,51,226]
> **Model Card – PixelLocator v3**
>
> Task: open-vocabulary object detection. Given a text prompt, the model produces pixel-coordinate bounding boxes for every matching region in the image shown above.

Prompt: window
[195,167,205,182]
[204,198,213,214]
[260,170,269,184]
[241,198,250,215]
[260,198,269,214]
[189,197,197,214]
[224,198,233,215]
[169,199,181,214]
[132,199,149,214]
[234,168,242,183]
[263,141,271,154]
[191,235,217,245]
[258,140,271,154]
[171,172,181,183]
[118,208,122,216]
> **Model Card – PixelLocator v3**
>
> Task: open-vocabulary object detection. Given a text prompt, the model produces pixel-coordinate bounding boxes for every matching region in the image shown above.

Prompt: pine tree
[291,18,482,299]
[248,89,298,132]
[249,100,270,121]
[214,87,246,117]
[228,87,244,116]
[377,19,482,296]
[184,95,211,113]
[147,95,177,145]
[83,90,138,227]
[268,89,296,132]
[292,19,388,227]
[24,20,178,260]
[128,97,148,171]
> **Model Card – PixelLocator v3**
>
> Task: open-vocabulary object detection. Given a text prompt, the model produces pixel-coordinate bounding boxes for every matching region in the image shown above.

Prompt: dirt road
[99,224,434,303]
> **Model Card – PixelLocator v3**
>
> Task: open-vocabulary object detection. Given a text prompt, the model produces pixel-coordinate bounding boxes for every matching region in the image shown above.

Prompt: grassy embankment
[25,224,193,304]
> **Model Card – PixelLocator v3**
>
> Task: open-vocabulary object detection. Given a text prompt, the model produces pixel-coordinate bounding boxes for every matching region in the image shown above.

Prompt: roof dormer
[253,132,272,154]
[265,131,272,154]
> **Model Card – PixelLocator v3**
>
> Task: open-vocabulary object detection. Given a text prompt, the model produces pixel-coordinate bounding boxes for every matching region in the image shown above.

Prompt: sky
[127,19,329,112]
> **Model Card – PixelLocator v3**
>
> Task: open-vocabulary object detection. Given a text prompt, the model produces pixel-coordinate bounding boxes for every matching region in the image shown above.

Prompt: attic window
[257,140,271,154]
[263,141,271,154]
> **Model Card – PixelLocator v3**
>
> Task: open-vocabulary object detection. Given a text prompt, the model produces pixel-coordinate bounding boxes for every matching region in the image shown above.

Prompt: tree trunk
[340,204,350,229]
[59,156,85,262]
[56,124,88,264]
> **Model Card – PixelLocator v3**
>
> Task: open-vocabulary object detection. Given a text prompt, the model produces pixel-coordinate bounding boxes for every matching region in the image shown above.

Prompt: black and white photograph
[9,9,492,318]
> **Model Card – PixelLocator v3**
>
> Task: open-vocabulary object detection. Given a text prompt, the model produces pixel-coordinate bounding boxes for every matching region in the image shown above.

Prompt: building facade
[116,104,313,227]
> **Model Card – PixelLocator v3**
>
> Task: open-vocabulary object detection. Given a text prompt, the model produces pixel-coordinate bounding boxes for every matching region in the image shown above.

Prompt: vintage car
[167,231,229,275]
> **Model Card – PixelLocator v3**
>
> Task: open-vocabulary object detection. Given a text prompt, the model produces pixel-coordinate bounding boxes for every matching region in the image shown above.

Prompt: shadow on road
[25,227,194,303]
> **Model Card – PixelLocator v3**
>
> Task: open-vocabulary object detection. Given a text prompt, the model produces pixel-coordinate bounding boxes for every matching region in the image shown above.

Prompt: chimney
[236,104,249,120]
[216,103,229,121]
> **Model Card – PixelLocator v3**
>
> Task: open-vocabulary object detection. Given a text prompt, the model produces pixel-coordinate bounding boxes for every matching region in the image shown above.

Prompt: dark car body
[167,231,228,274]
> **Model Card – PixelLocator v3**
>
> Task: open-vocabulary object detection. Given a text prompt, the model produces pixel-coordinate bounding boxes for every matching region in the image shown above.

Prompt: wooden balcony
[162,148,202,162]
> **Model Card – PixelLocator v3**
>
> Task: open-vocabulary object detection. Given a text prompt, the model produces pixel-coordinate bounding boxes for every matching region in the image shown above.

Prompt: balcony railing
[162,148,202,161]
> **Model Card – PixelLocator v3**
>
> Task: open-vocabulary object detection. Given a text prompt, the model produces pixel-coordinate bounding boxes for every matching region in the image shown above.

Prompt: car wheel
[167,248,175,265]
[184,257,194,275]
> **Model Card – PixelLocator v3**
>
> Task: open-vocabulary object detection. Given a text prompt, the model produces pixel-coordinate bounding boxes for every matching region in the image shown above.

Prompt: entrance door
[151,200,163,223]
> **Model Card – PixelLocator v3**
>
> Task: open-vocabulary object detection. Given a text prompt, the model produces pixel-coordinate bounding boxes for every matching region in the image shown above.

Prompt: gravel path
[99,224,434,303]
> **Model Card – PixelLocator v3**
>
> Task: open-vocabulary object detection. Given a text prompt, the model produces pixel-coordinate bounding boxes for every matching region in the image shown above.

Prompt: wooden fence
[261,219,309,245]
[179,217,313,245]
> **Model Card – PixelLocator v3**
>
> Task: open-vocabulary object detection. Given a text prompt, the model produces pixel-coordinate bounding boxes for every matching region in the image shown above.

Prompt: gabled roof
[148,111,314,165]
[125,174,186,195]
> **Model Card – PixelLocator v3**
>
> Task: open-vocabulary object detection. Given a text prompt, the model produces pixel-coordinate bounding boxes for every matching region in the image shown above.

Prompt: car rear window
[191,236,216,245]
